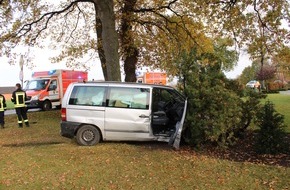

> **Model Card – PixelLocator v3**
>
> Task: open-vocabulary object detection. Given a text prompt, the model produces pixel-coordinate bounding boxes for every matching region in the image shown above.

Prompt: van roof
[77,81,174,88]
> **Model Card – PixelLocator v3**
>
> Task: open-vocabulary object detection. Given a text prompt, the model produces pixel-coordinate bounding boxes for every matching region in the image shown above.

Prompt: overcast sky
[0,48,104,87]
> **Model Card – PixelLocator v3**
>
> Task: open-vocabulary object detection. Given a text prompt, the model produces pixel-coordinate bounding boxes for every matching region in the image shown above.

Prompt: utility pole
[19,55,24,87]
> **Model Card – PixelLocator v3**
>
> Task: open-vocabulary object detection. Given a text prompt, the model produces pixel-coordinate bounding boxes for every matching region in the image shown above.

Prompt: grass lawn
[0,110,289,189]
[5,100,14,110]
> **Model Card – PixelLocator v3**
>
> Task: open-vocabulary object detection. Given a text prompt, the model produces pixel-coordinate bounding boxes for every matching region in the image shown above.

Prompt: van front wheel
[42,100,51,111]
[76,125,101,146]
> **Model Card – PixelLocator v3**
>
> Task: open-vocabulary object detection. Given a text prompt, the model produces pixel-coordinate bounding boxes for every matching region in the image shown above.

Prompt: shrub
[237,89,266,133]
[185,86,243,148]
[182,63,245,148]
[268,82,280,91]
[254,101,289,154]
[176,48,266,149]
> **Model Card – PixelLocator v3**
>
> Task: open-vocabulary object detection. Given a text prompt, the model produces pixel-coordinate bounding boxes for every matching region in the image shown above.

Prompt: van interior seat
[152,111,169,126]
[114,100,128,108]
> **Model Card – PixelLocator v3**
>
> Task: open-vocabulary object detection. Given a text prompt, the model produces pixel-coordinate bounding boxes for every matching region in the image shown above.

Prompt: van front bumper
[60,121,81,138]
[25,100,41,109]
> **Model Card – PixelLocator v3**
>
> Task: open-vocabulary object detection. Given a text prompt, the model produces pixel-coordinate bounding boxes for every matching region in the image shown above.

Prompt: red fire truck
[24,70,88,110]
[137,72,167,85]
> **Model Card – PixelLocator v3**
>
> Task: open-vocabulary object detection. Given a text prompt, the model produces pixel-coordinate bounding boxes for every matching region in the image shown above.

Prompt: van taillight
[61,108,67,121]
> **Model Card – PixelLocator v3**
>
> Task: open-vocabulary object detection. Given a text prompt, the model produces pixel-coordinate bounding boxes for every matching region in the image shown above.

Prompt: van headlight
[31,95,40,101]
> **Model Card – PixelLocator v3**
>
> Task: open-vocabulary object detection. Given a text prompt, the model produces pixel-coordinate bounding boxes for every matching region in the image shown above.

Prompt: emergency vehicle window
[48,80,57,91]
[107,87,149,109]
[25,79,49,90]
[69,86,106,106]
[27,81,38,90]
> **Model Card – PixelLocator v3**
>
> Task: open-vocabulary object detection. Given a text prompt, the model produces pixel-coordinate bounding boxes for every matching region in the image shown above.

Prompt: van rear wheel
[76,125,101,146]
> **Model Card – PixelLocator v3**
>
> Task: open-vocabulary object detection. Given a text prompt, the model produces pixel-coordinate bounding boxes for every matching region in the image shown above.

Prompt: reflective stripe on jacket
[15,91,26,108]
[0,96,4,111]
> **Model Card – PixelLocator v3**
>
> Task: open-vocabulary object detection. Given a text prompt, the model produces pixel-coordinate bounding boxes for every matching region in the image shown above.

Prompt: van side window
[69,86,106,106]
[108,87,149,109]
[48,79,57,91]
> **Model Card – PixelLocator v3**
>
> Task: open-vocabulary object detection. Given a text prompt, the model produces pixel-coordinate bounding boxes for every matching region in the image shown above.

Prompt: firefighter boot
[25,122,30,127]
[18,123,23,128]
[0,124,4,129]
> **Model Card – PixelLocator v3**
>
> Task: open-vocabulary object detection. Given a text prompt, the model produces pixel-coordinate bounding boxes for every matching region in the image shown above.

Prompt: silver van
[60,82,187,149]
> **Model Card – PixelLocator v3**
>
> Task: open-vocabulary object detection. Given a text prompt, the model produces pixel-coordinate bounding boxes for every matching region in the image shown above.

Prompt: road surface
[279,90,290,95]
[5,108,42,115]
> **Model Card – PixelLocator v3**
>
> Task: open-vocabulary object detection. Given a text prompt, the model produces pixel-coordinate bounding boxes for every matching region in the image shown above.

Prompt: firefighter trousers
[15,107,29,127]
[0,111,4,125]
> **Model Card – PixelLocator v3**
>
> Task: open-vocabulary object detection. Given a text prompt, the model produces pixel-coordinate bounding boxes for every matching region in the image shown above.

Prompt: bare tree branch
[253,0,276,33]
[10,0,93,44]
[68,5,82,41]
[133,5,202,52]
[133,0,177,13]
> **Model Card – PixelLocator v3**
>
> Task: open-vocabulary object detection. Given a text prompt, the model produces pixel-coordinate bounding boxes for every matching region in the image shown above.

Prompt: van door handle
[139,114,149,118]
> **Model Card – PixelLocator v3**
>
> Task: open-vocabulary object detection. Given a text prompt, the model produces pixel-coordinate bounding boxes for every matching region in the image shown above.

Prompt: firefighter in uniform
[11,83,29,127]
[0,93,7,128]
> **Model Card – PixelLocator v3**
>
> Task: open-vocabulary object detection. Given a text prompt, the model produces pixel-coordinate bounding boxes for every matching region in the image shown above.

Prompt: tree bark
[120,0,138,82]
[94,2,108,81]
[94,0,121,81]
[123,47,138,82]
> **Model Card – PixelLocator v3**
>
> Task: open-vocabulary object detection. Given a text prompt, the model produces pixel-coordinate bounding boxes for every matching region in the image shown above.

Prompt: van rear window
[69,86,106,106]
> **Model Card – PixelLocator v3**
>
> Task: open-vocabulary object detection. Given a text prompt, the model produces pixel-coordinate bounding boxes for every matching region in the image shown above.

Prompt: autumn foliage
[256,64,276,81]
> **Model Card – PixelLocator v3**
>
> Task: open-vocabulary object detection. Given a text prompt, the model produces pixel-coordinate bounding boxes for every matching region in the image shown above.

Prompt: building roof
[0,86,14,94]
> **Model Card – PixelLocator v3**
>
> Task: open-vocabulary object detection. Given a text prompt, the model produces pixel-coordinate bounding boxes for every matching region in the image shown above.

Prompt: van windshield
[24,79,49,91]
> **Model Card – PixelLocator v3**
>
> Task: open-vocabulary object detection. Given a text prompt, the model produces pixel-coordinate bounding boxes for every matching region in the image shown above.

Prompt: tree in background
[256,63,276,90]
[241,0,289,70]
[272,45,290,83]
[238,60,261,86]
[238,66,256,86]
